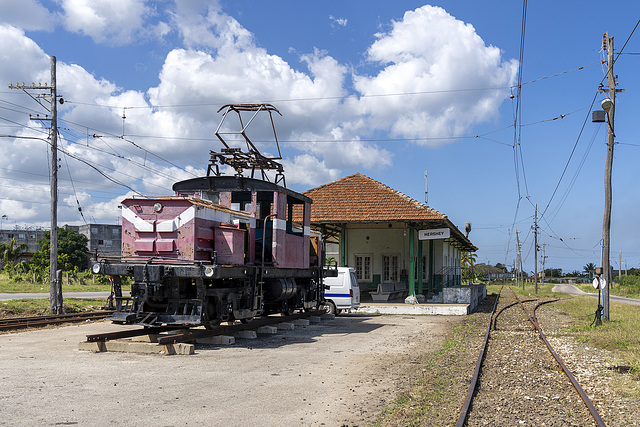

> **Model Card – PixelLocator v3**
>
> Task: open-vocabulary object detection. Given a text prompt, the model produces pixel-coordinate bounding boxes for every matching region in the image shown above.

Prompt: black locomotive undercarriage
[93,259,326,328]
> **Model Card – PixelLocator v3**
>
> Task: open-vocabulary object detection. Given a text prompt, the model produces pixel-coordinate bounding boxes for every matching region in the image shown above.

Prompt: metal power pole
[533,203,539,294]
[599,33,623,320]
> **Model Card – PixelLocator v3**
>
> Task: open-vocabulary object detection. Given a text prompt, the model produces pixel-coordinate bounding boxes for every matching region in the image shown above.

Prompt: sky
[0,0,639,275]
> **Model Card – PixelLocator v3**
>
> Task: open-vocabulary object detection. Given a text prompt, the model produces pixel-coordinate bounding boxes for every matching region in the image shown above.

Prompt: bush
[616,275,640,297]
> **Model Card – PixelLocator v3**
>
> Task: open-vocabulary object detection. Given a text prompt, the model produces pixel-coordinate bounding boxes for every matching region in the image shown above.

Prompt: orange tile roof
[304,173,477,251]
[304,173,447,223]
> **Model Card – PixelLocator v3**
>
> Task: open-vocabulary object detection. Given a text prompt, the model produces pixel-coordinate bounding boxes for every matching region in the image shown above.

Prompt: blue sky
[0,0,639,275]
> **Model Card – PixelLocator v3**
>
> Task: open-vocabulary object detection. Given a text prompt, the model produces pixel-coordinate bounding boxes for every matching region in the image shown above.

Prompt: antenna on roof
[424,170,428,206]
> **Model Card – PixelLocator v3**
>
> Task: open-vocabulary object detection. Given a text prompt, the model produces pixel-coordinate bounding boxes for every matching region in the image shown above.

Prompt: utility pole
[533,204,539,294]
[616,250,621,286]
[8,56,62,314]
[540,244,547,286]
[598,33,623,320]
[515,229,523,290]
[49,56,62,314]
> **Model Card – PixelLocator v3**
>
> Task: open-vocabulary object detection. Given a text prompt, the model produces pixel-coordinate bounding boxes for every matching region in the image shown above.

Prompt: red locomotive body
[92,176,329,327]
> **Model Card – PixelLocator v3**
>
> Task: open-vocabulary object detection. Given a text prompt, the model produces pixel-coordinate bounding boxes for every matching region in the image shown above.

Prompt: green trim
[429,240,435,292]
[408,227,415,296]
[340,227,346,266]
[417,239,423,293]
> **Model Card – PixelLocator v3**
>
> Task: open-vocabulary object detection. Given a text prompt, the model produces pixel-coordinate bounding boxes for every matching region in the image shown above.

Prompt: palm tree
[0,238,28,269]
[460,251,477,268]
[583,262,597,278]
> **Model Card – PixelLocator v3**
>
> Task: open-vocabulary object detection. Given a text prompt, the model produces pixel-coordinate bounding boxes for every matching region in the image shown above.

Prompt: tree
[0,238,28,270]
[461,251,477,282]
[30,228,89,272]
[583,262,597,278]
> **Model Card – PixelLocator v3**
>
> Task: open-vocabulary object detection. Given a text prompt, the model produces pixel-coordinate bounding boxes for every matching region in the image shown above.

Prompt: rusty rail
[0,311,113,331]
[457,288,606,427]
[455,286,502,427]
[514,290,606,427]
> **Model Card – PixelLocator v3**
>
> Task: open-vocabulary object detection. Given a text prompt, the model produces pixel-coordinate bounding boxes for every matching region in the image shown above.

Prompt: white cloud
[0,3,519,227]
[329,15,347,28]
[59,0,154,45]
[0,0,56,31]
[169,0,252,50]
[351,5,518,144]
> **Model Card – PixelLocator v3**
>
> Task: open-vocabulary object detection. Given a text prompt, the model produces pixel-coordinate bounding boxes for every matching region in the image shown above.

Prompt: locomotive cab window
[201,191,219,204]
[285,195,305,236]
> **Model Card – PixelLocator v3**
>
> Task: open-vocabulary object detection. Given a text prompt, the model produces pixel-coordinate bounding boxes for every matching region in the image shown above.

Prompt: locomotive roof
[172,176,312,204]
[121,196,254,219]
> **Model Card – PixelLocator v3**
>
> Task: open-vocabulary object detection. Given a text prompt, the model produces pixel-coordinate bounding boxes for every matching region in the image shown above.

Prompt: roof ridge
[355,173,447,219]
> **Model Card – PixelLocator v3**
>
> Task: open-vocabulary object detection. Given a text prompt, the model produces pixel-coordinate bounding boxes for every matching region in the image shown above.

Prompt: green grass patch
[551,296,640,381]
[0,271,130,293]
[0,298,108,317]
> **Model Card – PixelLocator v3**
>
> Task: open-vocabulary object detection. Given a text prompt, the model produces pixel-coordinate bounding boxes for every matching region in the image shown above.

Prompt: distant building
[0,224,122,268]
[0,227,46,253]
[77,224,122,258]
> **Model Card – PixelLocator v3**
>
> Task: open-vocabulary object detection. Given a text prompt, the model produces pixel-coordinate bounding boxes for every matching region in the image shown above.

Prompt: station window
[355,254,372,282]
[382,254,399,282]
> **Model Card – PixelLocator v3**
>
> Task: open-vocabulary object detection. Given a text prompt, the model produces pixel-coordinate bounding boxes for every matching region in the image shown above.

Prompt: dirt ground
[0,313,461,426]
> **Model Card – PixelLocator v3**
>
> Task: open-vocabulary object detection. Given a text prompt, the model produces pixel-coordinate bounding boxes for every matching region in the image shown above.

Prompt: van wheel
[321,301,336,315]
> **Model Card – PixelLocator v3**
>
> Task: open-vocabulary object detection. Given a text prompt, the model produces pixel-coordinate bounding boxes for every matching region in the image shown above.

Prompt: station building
[304,173,480,305]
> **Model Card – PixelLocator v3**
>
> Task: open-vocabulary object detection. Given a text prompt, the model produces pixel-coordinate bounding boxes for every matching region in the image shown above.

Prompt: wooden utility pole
[8,56,62,314]
[533,204,539,294]
[599,33,623,320]
[49,56,62,314]
[515,229,523,290]
[540,244,547,286]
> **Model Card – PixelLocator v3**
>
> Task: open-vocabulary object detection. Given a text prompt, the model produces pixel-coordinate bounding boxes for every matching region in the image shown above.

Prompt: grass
[0,298,109,317]
[551,296,640,377]
[0,271,130,293]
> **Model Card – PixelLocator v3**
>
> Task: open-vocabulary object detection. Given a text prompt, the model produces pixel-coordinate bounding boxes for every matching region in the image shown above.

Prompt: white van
[321,267,360,314]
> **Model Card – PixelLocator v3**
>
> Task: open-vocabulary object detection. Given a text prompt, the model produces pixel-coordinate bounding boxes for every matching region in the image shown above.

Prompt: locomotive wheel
[321,300,336,315]
[281,301,295,316]
[204,320,221,330]
[240,317,254,324]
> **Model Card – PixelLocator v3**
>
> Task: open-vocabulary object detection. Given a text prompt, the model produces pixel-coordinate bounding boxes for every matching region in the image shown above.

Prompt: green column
[429,240,435,292]
[417,238,423,294]
[408,227,415,296]
[340,227,346,267]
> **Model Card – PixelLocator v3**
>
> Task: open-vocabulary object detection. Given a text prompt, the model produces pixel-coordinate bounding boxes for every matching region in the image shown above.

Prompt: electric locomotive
[91,104,332,328]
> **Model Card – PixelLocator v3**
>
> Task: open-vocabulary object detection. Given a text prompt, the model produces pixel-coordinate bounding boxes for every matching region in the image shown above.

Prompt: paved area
[0,292,111,301]
[552,283,640,306]
[0,314,457,427]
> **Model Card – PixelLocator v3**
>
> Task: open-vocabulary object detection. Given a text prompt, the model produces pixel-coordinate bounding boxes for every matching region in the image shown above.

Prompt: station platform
[355,301,470,316]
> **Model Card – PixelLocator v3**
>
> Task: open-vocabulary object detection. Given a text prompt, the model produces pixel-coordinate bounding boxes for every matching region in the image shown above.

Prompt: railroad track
[457,286,605,427]
[0,311,114,331]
